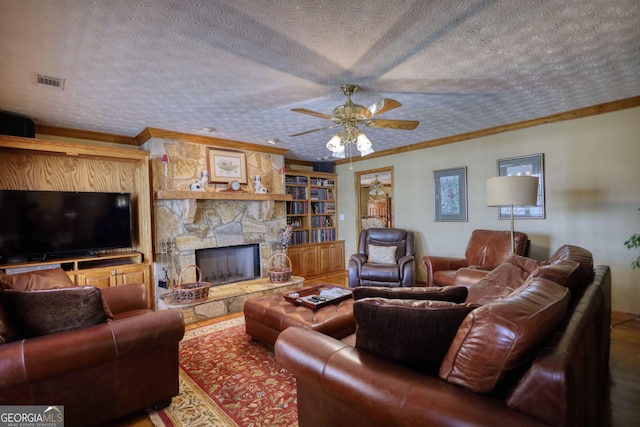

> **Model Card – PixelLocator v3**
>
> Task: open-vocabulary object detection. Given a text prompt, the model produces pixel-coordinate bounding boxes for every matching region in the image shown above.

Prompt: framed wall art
[497,153,545,219]
[206,148,248,184]
[433,166,468,222]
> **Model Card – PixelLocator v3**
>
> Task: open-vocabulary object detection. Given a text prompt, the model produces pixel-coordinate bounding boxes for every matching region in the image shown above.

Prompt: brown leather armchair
[348,228,415,288]
[0,280,185,427]
[422,229,529,287]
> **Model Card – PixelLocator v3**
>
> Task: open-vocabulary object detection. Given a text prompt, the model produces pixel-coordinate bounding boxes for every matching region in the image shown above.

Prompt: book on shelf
[286,201,308,214]
[285,176,308,185]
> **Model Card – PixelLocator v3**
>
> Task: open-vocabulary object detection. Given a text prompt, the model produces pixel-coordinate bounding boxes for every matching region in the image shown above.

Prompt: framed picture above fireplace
[207,148,248,184]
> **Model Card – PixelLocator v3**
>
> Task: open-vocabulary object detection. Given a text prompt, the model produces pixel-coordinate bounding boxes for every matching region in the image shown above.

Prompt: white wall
[337,107,640,313]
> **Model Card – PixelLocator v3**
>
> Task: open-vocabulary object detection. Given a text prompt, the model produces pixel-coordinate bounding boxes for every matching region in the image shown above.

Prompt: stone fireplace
[144,136,290,296]
[154,198,285,293]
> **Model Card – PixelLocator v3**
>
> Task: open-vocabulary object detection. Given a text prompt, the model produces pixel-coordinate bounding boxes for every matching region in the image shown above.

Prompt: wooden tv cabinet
[0,135,154,306]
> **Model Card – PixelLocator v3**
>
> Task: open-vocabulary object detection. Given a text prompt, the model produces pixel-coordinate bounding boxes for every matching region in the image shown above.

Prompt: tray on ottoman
[284,286,352,310]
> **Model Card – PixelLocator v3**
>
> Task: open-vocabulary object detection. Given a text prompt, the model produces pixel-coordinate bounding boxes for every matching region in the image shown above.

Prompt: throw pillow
[353,285,468,303]
[367,245,397,264]
[367,238,406,260]
[439,277,570,393]
[355,297,478,374]
[0,286,109,340]
[0,267,75,290]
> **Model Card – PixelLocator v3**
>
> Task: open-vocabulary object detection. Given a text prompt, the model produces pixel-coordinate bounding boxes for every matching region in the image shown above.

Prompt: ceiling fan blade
[289,124,340,137]
[366,119,419,130]
[360,98,402,118]
[291,108,333,120]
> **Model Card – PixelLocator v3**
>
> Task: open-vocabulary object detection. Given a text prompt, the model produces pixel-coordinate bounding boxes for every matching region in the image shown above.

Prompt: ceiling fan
[289,84,419,138]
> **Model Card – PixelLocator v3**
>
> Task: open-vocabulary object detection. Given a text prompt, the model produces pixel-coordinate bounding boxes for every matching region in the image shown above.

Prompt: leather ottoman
[244,287,355,346]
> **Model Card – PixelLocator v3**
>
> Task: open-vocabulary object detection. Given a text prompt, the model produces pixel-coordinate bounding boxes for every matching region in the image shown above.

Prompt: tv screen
[0,190,133,262]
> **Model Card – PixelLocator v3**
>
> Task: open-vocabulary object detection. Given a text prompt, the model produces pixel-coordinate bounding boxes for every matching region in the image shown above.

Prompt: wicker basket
[268,253,292,283]
[173,264,211,303]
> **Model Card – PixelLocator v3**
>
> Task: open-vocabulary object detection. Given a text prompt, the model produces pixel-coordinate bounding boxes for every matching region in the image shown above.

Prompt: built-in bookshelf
[285,171,338,245]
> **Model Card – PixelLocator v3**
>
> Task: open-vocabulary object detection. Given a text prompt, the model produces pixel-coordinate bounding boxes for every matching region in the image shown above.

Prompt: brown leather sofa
[422,228,529,287]
[0,270,185,427]
[348,228,415,288]
[276,246,611,427]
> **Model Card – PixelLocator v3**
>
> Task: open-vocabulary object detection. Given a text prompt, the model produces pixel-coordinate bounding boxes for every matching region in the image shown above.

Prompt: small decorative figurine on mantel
[254,175,268,193]
[190,171,208,191]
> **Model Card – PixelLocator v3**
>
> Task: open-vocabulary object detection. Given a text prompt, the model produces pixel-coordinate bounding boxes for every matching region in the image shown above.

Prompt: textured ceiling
[0,0,638,162]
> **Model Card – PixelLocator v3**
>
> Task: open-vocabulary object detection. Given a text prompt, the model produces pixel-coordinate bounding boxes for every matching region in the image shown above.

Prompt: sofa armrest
[422,256,469,286]
[350,253,367,268]
[275,326,546,427]
[100,282,148,314]
[0,309,184,391]
[454,267,491,288]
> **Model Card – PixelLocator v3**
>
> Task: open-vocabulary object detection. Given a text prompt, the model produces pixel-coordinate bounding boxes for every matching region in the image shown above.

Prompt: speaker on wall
[313,161,335,173]
[0,111,36,138]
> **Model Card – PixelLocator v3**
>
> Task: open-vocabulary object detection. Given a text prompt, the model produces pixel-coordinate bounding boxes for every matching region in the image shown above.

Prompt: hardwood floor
[115,272,640,427]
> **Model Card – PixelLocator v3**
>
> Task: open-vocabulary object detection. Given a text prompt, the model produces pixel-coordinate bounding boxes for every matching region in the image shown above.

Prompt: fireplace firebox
[195,244,260,287]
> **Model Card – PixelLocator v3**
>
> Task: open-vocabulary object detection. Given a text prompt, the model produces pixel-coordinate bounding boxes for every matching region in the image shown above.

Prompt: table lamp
[486,175,539,253]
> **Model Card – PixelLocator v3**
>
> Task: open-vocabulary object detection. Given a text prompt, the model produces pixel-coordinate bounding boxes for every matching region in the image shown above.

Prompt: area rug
[149,316,298,427]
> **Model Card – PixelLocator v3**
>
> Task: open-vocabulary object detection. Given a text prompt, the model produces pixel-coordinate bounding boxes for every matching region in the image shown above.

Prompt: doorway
[355,167,394,239]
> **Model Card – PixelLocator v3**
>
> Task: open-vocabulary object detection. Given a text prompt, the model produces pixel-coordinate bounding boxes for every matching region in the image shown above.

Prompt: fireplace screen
[195,244,260,287]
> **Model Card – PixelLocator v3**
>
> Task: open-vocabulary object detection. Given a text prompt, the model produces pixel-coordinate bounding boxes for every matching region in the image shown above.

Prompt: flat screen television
[0,190,133,263]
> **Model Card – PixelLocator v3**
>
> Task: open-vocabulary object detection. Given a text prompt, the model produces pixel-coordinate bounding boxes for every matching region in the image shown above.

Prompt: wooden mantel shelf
[156,190,292,224]
[156,190,293,201]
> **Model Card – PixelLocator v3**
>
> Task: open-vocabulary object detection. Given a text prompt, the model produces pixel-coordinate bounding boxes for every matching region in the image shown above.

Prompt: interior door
[354,167,394,239]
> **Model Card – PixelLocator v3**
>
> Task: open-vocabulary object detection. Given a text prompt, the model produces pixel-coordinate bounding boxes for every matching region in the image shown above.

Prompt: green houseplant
[625,208,640,269]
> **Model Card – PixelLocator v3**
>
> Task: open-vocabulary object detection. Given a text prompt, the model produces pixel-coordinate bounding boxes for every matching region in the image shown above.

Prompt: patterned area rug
[149,316,298,427]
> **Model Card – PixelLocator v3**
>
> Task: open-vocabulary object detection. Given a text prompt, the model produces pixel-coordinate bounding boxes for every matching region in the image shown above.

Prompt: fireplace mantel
[156,190,292,202]
[155,190,292,224]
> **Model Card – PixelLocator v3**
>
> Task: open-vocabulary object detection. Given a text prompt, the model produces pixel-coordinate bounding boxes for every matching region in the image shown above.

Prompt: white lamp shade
[326,134,342,152]
[356,132,372,152]
[486,176,539,206]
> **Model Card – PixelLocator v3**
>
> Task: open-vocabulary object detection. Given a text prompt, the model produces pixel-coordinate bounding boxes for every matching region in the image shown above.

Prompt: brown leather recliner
[422,229,529,287]
[348,228,415,288]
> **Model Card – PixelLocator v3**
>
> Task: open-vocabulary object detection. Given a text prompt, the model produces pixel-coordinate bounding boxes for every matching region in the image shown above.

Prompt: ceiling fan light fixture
[326,133,342,152]
[331,144,346,159]
[297,84,418,161]
[356,131,372,153]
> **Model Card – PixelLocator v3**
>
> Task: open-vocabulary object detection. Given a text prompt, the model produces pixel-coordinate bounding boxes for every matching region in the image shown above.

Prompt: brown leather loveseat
[0,268,185,427]
[276,245,611,426]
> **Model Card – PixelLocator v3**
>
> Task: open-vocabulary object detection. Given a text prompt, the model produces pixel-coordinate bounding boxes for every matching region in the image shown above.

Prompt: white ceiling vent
[36,74,65,90]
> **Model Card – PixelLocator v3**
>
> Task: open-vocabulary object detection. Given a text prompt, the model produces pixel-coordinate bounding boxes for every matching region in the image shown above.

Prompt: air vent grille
[36,74,65,90]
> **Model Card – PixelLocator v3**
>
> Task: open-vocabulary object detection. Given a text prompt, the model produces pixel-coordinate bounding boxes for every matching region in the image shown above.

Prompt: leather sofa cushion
[352,285,468,303]
[536,259,582,288]
[537,245,593,289]
[0,286,109,341]
[367,244,397,264]
[439,277,570,393]
[360,263,401,281]
[355,298,478,374]
[466,256,539,305]
[547,244,593,277]
[0,267,74,290]
[433,270,456,287]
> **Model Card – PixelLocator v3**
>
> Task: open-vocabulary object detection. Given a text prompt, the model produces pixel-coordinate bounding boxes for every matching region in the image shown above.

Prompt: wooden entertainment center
[0,135,154,305]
